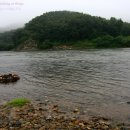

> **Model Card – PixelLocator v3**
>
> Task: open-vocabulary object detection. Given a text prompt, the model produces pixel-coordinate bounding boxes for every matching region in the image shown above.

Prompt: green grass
[7,98,30,107]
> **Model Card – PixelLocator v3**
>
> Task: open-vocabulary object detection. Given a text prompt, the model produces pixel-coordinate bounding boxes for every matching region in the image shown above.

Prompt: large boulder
[0,74,20,83]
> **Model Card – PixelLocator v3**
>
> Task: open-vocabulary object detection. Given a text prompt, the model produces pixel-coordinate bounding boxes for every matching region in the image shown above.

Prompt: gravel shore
[0,101,126,130]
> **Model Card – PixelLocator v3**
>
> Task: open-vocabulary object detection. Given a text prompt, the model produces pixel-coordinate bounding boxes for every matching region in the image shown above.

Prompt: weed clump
[7,98,30,107]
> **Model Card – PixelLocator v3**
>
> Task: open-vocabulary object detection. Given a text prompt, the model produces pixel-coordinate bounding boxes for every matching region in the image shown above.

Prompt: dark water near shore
[0,49,130,123]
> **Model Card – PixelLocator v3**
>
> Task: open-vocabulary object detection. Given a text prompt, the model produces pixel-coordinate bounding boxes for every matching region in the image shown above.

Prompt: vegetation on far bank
[0,11,130,50]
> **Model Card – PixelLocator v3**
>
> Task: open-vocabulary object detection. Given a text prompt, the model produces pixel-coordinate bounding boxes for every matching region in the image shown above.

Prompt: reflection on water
[0,49,130,123]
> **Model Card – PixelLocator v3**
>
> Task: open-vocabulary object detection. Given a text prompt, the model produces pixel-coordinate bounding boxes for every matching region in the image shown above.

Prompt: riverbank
[0,99,126,130]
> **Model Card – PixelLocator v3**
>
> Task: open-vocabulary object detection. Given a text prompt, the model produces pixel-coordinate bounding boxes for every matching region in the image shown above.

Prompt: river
[0,49,130,123]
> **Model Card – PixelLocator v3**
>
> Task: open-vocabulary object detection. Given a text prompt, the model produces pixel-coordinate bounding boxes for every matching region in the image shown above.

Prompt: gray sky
[0,0,130,27]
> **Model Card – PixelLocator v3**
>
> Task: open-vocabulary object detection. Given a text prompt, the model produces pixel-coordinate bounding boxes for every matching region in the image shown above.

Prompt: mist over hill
[0,23,24,33]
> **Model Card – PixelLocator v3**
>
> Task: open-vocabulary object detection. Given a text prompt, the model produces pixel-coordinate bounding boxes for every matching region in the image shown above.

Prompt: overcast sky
[0,0,130,27]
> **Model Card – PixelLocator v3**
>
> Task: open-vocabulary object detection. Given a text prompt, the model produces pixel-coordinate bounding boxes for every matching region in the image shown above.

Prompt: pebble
[46,115,53,121]
[73,108,79,113]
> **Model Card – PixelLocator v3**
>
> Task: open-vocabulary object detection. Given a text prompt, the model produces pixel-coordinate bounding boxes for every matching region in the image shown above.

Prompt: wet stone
[10,120,21,128]
[127,101,130,104]
[73,108,79,113]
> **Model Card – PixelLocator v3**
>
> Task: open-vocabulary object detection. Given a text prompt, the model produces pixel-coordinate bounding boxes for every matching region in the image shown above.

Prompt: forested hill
[1,11,130,50]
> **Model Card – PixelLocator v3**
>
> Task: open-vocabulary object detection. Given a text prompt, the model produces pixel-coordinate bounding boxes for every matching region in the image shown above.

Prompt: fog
[0,0,130,28]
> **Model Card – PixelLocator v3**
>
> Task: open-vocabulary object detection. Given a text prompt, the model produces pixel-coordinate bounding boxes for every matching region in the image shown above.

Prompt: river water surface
[0,49,130,123]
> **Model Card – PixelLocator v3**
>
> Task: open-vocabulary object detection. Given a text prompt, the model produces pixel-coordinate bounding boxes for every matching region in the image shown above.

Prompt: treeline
[0,11,130,50]
[72,35,130,49]
[0,31,15,50]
